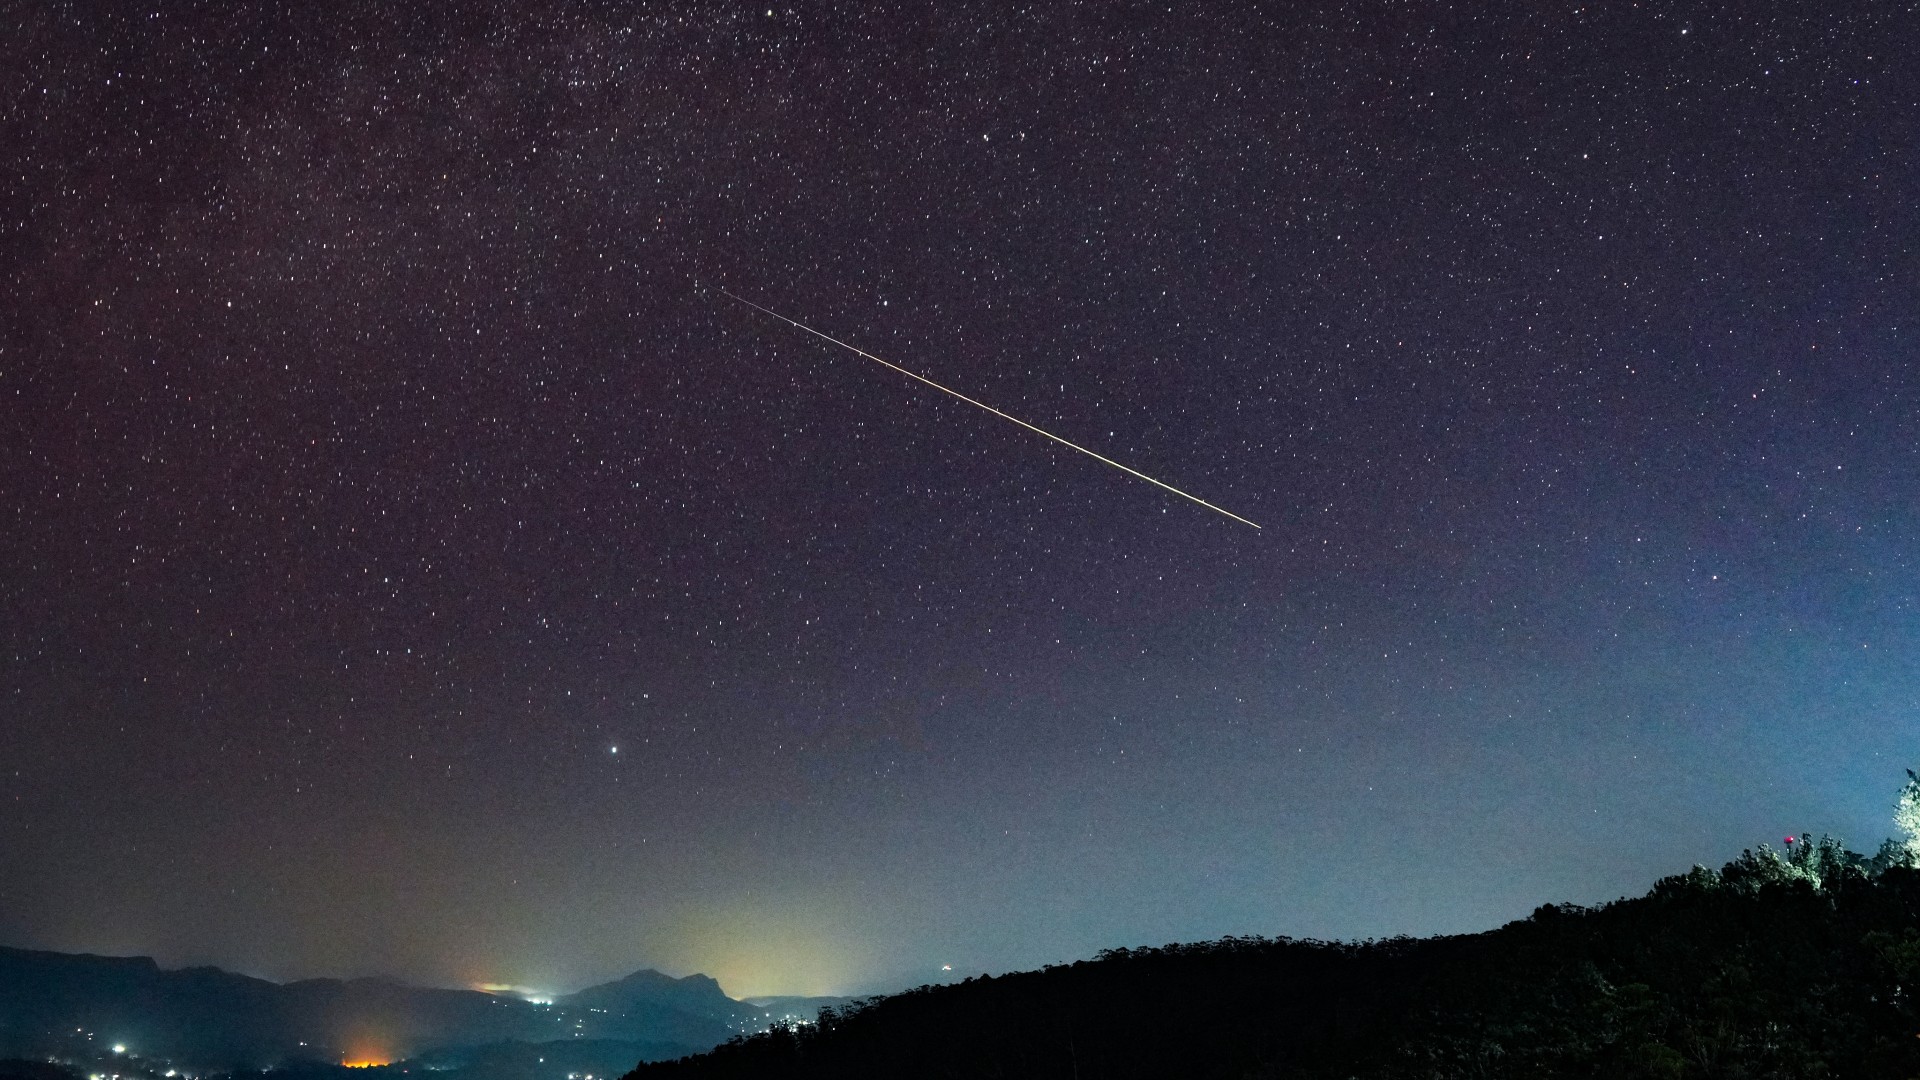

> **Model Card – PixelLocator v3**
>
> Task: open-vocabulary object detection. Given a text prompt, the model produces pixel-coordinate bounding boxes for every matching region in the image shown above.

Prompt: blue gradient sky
[2,1,1914,997]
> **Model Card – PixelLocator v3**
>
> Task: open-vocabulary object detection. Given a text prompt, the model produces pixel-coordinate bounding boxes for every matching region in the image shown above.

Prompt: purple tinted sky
[2,2,1915,997]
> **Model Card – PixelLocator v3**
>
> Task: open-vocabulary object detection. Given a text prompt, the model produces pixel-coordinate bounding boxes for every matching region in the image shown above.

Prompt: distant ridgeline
[0,952,843,1080]
[630,837,1920,1079]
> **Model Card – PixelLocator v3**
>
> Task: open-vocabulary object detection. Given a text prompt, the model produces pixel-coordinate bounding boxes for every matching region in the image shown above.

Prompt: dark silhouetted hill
[628,839,1920,1079]
[0,1061,84,1080]
[0,949,764,1072]
[409,1038,702,1080]
[558,971,763,1048]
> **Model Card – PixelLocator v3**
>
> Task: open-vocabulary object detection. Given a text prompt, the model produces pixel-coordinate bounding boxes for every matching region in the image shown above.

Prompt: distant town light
[112,1046,126,1055]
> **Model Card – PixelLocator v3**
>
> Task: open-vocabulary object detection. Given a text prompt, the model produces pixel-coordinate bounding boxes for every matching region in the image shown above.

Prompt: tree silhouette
[624,770,1920,1079]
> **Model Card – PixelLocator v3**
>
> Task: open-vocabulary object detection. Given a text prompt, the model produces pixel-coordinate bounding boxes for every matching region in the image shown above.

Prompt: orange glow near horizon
[340,1037,393,1068]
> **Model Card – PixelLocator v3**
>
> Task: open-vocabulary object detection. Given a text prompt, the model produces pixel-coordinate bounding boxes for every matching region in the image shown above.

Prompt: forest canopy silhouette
[627,774,1920,1079]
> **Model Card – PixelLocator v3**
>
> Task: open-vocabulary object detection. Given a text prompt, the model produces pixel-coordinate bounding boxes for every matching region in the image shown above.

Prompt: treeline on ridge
[627,836,1920,1078]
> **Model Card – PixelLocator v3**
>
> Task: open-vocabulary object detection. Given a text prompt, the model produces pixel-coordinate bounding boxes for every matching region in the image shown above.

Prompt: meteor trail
[717,288,1260,529]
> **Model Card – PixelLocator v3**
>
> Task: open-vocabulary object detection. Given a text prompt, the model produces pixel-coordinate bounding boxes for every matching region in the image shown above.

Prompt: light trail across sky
[717,288,1261,529]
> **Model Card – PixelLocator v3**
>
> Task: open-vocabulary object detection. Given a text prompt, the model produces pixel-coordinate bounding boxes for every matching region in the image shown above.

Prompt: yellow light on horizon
[472,982,553,1002]
[341,1036,393,1068]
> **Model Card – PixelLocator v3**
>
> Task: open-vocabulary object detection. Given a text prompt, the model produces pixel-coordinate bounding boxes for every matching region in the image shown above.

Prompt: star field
[2,2,1915,997]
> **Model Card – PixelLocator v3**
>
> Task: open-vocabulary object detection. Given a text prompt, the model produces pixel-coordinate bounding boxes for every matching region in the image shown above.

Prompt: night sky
[3,2,1916,999]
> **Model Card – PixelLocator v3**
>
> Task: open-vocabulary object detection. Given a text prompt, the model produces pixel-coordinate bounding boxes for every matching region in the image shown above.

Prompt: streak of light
[715,288,1261,529]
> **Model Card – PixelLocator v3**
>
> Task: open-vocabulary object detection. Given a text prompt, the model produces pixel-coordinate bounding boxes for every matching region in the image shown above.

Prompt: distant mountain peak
[0,945,753,1070]
[0,944,161,973]
[560,970,751,1022]
[608,969,677,984]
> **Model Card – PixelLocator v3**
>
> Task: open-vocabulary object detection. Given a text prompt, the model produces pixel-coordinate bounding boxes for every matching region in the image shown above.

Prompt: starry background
[2,1,1915,998]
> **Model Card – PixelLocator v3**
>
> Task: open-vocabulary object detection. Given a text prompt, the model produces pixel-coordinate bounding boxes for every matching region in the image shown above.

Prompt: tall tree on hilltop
[1895,769,1920,866]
